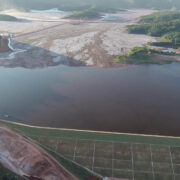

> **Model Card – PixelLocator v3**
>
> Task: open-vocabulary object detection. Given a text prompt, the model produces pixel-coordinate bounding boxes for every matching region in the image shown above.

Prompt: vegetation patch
[0,164,27,180]
[163,32,180,44]
[0,14,18,21]
[0,120,180,179]
[67,3,120,20]
[37,143,100,180]
[139,11,180,23]
[127,11,180,36]
[68,7,101,19]
[149,32,180,48]
[115,47,174,65]
[127,11,180,49]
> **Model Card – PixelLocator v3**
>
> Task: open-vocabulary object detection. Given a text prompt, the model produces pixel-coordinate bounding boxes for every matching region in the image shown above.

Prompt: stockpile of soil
[0,126,78,180]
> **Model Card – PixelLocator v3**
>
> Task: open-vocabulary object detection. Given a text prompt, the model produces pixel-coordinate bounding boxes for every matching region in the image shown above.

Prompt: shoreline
[1,119,180,139]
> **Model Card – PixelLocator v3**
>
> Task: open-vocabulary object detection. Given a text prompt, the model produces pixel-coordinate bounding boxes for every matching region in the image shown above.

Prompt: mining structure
[0,34,10,52]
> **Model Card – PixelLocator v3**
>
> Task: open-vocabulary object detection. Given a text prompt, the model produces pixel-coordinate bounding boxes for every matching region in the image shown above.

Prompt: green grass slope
[0,120,180,147]
[0,164,27,180]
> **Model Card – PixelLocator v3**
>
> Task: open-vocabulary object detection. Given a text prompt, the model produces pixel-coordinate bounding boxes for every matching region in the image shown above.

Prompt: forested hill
[1,0,180,11]
[139,11,180,23]
[127,11,180,48]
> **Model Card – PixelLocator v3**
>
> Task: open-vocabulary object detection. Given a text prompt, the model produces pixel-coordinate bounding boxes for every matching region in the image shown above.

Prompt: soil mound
[0,126,78,180]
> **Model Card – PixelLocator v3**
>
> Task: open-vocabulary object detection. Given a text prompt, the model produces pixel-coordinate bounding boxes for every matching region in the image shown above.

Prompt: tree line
[127,11,180,48]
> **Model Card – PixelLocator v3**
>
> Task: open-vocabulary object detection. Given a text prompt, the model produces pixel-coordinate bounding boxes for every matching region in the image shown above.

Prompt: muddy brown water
[0,63,180,136]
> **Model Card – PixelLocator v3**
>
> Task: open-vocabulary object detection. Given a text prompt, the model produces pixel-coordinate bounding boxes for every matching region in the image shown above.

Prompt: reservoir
[0,63,180,136]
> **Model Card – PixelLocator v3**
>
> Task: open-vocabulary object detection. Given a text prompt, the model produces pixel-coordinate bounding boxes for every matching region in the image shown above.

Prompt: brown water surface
[0,63,180,136]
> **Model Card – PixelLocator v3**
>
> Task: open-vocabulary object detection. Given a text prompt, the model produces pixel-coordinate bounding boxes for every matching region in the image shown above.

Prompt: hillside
[115,11,180,65]
[127,11,180,48]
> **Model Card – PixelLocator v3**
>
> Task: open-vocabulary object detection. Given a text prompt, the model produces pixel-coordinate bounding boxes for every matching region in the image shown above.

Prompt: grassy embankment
[0,164,27,180]
[0,147,99,180]
[0,120,101,180]
[0,145,99,180]
[0,120,180,147]
[0,14,18,21]
[116,11,180,64]
[0,119,180,179]
[38,143,100,180]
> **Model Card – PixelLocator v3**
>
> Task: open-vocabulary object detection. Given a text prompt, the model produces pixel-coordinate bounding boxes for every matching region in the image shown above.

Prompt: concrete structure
[0,34,10,52]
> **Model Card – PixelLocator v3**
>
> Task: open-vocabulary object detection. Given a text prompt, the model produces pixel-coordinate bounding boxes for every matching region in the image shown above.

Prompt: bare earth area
[0,9,157,68]
[0,126,78,180]
[0,126,129,180]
